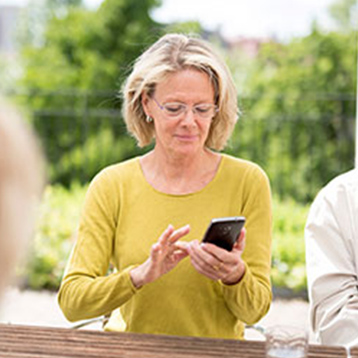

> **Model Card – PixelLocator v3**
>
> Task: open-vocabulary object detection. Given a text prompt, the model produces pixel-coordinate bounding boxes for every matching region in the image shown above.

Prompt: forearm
[221,263,272,324]
[310,274,358,346]
[58,266,137,322]
[223,165,272,323]
[315,299,358,346]
[221,259,246,285]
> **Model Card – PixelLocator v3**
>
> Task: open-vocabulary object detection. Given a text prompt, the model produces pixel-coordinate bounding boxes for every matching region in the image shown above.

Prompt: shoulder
[92,157,139,183]
[327,169,358,191]
[88,157,139,193]
[316,169,358,203]
[309,169,358,221]
[221,154,270,184]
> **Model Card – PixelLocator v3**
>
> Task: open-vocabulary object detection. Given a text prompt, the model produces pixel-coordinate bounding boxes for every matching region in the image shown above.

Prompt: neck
[153,147,210,178]
[140,147,221,195]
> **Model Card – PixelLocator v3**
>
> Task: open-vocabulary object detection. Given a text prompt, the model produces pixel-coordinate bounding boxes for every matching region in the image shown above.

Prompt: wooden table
[0,323,352,358]
[351,347,358,358]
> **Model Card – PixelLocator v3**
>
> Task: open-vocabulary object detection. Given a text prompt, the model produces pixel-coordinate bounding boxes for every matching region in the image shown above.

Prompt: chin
[172,142,203,156]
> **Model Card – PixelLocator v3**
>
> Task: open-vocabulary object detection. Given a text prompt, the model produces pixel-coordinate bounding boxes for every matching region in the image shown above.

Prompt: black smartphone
[202,216,246,251]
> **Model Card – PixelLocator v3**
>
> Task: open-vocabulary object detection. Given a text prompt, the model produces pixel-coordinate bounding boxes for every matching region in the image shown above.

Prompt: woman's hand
[130,224,190,289]
[187,228,246,285]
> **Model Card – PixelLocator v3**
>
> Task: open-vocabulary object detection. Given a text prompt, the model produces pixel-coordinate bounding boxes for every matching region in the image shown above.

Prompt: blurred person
[0,99,45,298]
[305,169,358,347]
[58,33,272,339]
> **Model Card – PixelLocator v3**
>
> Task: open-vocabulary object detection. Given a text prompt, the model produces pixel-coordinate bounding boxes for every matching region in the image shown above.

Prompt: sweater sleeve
[221,165,272,324]
[57,169,138,322]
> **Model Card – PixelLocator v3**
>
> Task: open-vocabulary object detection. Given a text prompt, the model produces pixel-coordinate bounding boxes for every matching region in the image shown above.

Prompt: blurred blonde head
[122,33,239,150]
[0,99,45,294]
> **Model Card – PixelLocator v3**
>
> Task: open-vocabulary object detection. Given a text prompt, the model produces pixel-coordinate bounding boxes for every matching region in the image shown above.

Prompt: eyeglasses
[153,97,218,120]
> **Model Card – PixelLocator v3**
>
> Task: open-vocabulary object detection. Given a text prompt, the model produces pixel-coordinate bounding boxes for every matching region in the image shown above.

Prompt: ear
[141,92,151,117]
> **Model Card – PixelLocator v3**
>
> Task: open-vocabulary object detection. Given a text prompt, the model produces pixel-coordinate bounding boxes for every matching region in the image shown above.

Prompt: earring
[146,115,153,123]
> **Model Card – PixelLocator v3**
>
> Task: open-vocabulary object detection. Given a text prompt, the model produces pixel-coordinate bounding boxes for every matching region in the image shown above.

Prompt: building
[225,36,271,58]
[0,5,20,55]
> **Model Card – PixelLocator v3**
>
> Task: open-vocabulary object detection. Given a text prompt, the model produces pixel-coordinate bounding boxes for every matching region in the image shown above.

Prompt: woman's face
[142,68,216,158]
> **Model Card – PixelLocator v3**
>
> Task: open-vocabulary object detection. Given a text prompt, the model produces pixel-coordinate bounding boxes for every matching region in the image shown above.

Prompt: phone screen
[202,216,246,251]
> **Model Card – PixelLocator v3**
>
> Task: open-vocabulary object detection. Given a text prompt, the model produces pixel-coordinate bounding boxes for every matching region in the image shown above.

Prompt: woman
[58,33,272,339]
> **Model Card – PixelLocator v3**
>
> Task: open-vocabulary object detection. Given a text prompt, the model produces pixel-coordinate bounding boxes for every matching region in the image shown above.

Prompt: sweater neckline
[135,154,226,198]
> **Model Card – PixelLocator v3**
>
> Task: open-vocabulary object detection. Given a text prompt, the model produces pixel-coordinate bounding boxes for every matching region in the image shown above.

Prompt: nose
[181,107,196,125]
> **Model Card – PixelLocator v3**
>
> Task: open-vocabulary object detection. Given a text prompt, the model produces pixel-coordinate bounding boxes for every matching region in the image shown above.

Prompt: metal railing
[7,89,356,202]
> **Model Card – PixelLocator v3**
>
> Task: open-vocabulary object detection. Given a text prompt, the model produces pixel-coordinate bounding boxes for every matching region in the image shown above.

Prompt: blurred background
[0,0,357,302]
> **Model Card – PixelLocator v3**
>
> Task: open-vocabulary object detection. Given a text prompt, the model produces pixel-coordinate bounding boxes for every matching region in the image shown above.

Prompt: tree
[16,0,83,49]
[329,0,358,32]
[228,29,357,202]
[18,0,165,185]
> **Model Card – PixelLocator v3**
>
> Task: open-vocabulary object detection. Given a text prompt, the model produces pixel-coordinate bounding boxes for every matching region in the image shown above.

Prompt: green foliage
[57,127,147,185]
[19,185,310,293]
[164,21,202,35]
[17,0,357,203]
[13,0,356,293]
[329,0,358,32]
[18,0,164,185]
[228,29,356,202]
[271,197,310,292]
[21,0,163,93]
[0,57,12,93]
[19,184,87,289]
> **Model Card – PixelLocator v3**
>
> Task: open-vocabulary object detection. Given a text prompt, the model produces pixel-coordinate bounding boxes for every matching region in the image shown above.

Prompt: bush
[18,185,311,293]
[18,183,87,290]
[271,197,310,293]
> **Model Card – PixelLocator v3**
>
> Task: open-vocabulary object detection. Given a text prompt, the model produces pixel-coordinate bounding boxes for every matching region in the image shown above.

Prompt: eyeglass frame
[152,97,219,120]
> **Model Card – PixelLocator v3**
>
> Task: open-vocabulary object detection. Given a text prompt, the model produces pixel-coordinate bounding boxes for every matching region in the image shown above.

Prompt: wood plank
[351,347,358,358]
[0,326,264,358]
[0,324,266,357]
[0,324,349,358]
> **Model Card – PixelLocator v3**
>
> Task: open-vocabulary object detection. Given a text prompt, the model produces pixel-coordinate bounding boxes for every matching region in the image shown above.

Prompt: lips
[174,134,199,142]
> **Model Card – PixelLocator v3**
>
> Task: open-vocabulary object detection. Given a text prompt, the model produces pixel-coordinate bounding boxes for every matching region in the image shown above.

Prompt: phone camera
[220,225,231,235]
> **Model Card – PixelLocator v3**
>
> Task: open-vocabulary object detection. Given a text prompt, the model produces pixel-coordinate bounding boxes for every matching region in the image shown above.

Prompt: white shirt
[305,169,358,347]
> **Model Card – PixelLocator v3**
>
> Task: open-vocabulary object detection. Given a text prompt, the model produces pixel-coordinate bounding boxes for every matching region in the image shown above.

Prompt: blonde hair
[122,33,238,150]
[0,100,45,294]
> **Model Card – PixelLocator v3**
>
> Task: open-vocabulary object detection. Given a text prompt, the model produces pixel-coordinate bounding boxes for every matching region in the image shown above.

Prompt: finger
[171,249,189,262]
[173,241,189,252]
[165,242,188,259]
[202,227,246,264]
[201,242,234,264]
[190,253,221,280]
[233,228,246,252]
[150,242,162,263]
[189,241,227,275]
[168,224,191,245]
[188,241,206,266]
[232,240,244,252]
[158,224,175,245]
[239,227,246,241]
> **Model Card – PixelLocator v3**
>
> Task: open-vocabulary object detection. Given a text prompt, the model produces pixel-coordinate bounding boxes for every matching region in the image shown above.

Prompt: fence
[9,89,356,203]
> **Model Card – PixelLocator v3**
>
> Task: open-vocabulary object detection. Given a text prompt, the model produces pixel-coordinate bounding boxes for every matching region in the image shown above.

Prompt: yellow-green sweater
[58,154,272,339]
